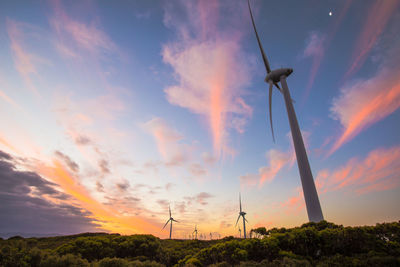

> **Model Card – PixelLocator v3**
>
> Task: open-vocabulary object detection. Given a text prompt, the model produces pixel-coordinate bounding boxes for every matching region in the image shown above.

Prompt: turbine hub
[240,211,246,216]
[265,68,293,84]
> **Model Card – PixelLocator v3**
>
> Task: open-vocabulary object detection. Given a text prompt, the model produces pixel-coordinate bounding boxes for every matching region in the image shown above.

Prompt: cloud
[98,159,110,174]
[6,19,47,95]
[165,182,175,191]
[302,32,326,100]
[195,192,214,205]
[75,135,92,146]
[34,156,160,234]
[301,1,353,102]
[144,117,191,167]
[189,163,207,176]
[281,144,400,215]
[55,150,79,173]
[50,0,117,58]
[328,59,400,155]
[162,1,253,157]
[0,150,99,235]
[116,180,130,192]
[240,149,293,188]
[345,0,399,78]
[318,145,400,195]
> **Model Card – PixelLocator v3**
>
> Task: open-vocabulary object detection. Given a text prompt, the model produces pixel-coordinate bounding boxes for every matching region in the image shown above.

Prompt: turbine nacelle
[265,68,293,84]
[240,211,246,216]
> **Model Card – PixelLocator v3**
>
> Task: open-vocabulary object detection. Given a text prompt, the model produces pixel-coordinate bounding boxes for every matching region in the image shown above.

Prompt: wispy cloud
[240,148,294,188]
[328,60,400,155]
[302,32,326,100]
[6,19,48,95]
[162,1,253,158]
[144,117,191,167]
[345,0,399,78]
[282,145,400,214]
[318,145,400,195]
[301,0,353,102]
[50,0,116,58]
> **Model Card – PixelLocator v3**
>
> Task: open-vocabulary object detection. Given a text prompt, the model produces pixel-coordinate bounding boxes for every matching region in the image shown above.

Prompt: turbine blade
[245,218,249,223]
[235,214,241,227]
[173,219,179,223]
[169,205,171,218]
[162,219,170,230]
[274,83,282,93]
[248,0,271,74]
[269,82,275,142]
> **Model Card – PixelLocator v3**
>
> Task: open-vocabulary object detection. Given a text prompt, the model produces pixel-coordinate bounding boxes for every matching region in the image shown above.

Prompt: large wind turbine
[162,205,178,239]
[193,225,198,240]
[248,0,324,222]
[235,193,248,239]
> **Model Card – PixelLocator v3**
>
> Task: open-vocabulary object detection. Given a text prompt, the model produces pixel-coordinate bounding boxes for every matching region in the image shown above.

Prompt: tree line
[0,220,399,266]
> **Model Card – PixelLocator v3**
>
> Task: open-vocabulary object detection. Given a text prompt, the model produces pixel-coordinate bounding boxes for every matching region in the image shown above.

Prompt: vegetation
[0,221,399,266]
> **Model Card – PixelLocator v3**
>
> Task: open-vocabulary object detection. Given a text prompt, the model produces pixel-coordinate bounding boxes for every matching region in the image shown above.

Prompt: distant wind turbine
[248,0,324,222]
[239,227,242,238]
[162,205,178,239]
[193,225,198,240]
[235,193,248,239]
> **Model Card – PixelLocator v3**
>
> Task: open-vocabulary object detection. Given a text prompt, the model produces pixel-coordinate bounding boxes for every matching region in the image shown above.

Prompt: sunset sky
[0,0,399,239]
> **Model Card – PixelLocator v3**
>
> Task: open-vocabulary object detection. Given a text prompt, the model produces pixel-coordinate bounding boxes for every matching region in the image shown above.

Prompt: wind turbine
[162,205,178,239]
[235,193,248,239]
[239,227,242,238]
[248,0,324,222]
[193,225,198,240]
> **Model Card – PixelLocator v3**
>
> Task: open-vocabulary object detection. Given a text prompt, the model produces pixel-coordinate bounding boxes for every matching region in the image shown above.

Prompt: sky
[0,0,399,239]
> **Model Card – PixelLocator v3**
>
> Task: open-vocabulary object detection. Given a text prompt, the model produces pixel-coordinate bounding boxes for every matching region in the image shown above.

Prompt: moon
[329,11,333,16]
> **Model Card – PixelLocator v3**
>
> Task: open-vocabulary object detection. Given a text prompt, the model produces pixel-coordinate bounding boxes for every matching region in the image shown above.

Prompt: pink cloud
[144,117,191,166]
[345,0,399,78]
[50,0,116,57]
[280,145,400,214]
[280,187,305,215]
[6,19,47,95]
[162,1,253,158]
[317,145,400,195]
[328,63,400,155]
[301,1,353,102]
[240,149,293,188]
[302,32,326,101]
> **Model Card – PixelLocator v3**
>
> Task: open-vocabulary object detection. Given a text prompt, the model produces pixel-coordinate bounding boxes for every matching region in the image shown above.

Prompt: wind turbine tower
[162,205,179,239]
[193,225,198,240]
[239,227,242,238]
[248,0,324,222]
[236,193,248,238]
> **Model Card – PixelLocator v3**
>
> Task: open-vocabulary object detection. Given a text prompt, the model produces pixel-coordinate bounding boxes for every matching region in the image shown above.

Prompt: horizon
[0,0,399,239]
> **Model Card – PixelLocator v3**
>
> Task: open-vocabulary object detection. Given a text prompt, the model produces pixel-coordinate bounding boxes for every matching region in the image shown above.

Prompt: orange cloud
[240,149,293,188]
[317,145,400,195]
[36,159,160,235]
[329,66,400,155]
[345,0,399,78]
[162,1,252,158]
